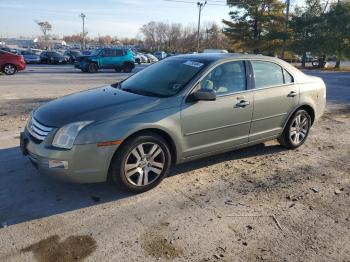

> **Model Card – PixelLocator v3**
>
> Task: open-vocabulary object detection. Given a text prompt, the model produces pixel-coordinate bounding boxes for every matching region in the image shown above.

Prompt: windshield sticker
[183,61,204,68]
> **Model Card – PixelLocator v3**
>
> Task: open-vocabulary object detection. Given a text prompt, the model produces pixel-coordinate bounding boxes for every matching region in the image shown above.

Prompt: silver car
[20,54,326,192]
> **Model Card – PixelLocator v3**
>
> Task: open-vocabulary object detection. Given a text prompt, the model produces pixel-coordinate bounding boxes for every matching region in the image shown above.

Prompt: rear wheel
[88,63,98,73]
[278,110,311,149]
[2,64,17,75]
[123,63,133,73]
[110,133,171,192]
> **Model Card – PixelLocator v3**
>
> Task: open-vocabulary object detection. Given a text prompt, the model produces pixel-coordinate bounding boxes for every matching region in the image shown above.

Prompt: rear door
[181,60,253,158]
[249,60,298,142]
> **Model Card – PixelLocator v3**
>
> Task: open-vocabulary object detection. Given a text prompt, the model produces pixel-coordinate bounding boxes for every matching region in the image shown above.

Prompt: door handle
[235,100,250,108]
[288,91,297,97]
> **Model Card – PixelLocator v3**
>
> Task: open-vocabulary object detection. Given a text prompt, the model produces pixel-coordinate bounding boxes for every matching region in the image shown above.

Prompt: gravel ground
[0,65,349,262]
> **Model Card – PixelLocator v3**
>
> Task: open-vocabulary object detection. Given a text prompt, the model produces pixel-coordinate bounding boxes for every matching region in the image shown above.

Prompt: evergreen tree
[223,0,286,55]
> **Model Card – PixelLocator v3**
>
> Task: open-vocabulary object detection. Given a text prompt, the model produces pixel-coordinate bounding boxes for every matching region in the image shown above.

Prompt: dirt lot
[0,65,349,262]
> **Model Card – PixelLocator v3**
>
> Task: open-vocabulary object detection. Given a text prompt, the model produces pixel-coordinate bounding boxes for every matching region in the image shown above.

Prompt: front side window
[115,49,124,56]
[251,61,284,89]
[119,58,207,97]
[199,61,247,95]
[102,49,114,57]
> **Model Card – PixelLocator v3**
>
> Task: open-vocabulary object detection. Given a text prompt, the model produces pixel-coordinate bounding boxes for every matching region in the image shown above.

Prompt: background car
[21,51,41,64]
[134,53,148,64]
[74,48,135,73]
[0,50,26,75]
[0,47,20,54]
[154,51,167,60]
[81,50,92,56]
[63,50,82,64]
[203,49,229,53]
[144,53,159,63]
[40,51,69,64]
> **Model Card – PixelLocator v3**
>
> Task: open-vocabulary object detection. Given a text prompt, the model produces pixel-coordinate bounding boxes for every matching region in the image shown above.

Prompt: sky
[0,0,305,39]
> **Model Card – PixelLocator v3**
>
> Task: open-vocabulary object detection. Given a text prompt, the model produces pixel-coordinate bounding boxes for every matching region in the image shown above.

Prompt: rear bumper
[20,130,118,183]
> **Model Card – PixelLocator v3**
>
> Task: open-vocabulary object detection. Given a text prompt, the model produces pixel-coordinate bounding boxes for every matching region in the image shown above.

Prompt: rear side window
[251,61,284,89]
[283,69,294,84]
[0,50,4,57]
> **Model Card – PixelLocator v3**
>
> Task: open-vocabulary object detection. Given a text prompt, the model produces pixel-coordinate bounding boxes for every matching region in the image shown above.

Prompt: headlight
[52,121,93,149]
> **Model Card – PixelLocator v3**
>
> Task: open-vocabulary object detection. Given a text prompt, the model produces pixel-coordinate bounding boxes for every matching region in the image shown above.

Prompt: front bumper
[74,61,88,69]
[20,130,118,183]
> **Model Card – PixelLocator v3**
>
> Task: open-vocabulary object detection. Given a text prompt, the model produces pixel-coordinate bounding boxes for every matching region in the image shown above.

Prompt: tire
[2,64,17,75]
[115,67,122,73]
[110,133,171,192]
[123,63,133,73]
[88,63,98,73]
[278,109,311,149]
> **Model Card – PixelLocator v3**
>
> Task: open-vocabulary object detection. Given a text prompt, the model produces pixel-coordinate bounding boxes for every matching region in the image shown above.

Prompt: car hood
[34,86,167,127]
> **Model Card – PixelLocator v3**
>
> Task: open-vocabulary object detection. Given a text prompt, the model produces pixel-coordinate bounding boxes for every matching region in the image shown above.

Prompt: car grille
[27,117,53,141]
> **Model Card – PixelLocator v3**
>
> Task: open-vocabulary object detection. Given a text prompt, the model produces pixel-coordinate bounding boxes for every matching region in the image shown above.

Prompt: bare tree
[140,21,232,53]
[35,21,52,49]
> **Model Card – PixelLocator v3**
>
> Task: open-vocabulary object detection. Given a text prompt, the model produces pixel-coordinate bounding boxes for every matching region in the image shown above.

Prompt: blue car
[21,51,41,64]
[74,48,135,73]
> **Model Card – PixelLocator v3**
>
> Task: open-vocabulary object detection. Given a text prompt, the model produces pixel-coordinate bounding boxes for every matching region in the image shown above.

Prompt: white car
[144,53,159,63]
[203,49,229,54]
[134,53,148,64]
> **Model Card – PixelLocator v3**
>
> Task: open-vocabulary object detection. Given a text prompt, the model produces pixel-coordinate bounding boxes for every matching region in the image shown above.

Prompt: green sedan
[21,54,326,192]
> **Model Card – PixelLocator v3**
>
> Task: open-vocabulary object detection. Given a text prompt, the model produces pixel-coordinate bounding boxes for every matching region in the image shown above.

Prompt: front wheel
[110,133,171,192]
[278,110,311,149]
[2,64,17,75]
[87,63,98,73]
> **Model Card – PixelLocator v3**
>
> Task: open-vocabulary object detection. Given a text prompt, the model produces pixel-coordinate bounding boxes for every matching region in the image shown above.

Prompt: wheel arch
[2,63,17,71]
[283,104,316,130]
[123,61,135,67]
[114,128,178,165]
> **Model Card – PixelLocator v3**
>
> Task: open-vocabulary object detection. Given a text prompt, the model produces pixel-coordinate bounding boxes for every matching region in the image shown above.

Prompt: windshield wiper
[111,82,122,89]
[121,88,163,98]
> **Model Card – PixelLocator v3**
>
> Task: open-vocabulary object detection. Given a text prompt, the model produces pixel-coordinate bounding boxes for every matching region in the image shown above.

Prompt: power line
[163,0,227,6]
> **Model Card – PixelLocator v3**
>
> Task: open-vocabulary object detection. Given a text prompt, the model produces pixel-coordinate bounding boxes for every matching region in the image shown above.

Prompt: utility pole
[282,0,290,59]
[197,1,207,53]
[80,13,86,50]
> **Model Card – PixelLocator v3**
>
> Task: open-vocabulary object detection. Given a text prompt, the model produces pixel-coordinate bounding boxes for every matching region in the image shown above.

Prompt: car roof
[170,53,305,78]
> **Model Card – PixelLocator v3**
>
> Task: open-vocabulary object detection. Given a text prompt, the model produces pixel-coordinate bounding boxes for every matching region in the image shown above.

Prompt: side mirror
[192,88,216,101]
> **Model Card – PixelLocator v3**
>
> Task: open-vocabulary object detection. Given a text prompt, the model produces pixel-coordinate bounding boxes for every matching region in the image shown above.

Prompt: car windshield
[119,58,207,97]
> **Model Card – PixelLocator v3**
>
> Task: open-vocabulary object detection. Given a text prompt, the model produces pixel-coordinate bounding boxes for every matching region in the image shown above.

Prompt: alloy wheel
[289,113,309,145]
[4,64,16,75]
[124,142,165,187]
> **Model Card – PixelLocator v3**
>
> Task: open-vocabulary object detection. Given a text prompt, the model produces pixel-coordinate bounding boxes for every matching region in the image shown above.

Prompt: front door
[100,49,115,68]
[181,60,253,158]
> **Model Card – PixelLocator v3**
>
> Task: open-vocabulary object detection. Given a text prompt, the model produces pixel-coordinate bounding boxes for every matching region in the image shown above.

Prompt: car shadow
[0,143,286,227]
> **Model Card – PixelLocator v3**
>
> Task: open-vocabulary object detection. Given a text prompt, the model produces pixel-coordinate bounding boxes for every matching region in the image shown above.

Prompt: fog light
[49,160,68,169]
